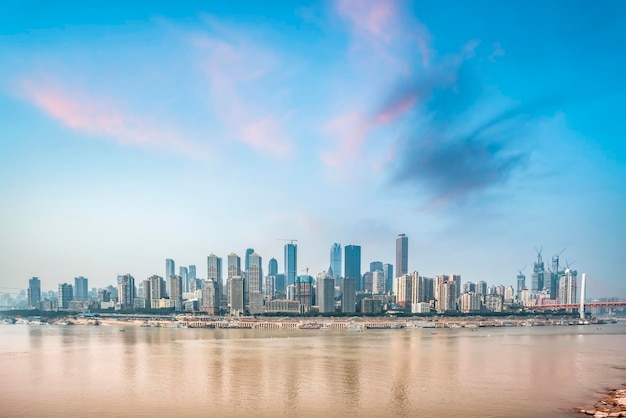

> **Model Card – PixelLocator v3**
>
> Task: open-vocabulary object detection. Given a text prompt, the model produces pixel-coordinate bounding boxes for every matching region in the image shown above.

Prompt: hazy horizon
[1,1,625,296]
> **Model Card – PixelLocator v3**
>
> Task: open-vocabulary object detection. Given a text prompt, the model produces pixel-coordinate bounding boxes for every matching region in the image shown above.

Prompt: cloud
[190,28,293,158]
[19,78,206,158]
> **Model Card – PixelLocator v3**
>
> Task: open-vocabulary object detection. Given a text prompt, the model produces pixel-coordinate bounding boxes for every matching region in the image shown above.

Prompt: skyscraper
[344,245,361,291]
[166,259,175,296]
[117,274,135,309]
[149,275,166,308]
[383,263,393,294]
[248,252,263,295]
[169,275,183,302]
[340,277,356,313]
[372,270,385,294]
[227,253,241,279]
[229,276,244,313]
[317,273,335,313]
[179,266,188,293]
[245,248,255,272]
[74,276,89,300]
[268,258,278,276]
[396,234,408,277]
[188,265,197,280]
[284,243,297,287]
[330,243,342,284]
[58,283,73,309]
[207,254,223,287]
[369,261,383,273]
[28,277,41,310]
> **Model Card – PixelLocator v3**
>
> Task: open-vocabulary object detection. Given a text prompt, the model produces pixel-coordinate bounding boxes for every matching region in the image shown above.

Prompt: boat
[299,323,322,330]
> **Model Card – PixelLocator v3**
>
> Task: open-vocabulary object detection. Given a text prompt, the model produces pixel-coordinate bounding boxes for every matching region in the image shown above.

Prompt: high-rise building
[274,274,286,294]
[317,273,335,314]
[201,279,220,315]
[461,293,481,313]
[248,252,263,296]
[372,270,385,294]
[149,275,166,308]
[558,269,577,305]
[396,274,412,308]
[411,273,434,305]
[74,276,89,301]
[142,278,151,304]
[449,274,461,299]
[268,258,278,276]
[117,274,135,309]
[229,276,244,314]
[531,251,545,294]
[475,280,487,295]
[369,261,383,273]
[264,275,275,298]
[437,280,457,313]
[28,277,41,310]
[330,243,342,285]
[516,272,526,300]
[284,243,297,287]
[463,282,475,294]
[295,275,313,312]
[179,267,188,293]
[170,275,183,306]
[58,283,73,309]
[188,265,197,280]
[383,263,393,294]
[340,277,356,313]
[227,253,241,299]
[166,259,175,296]
[395,234,408,277]
[344,245,361,291]
[207,254,222,285]
[245,248,255,272]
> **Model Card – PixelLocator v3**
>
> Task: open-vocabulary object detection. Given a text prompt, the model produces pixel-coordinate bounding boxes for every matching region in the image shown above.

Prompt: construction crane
[301,267,309,276]
[517,265,527,276]
[277,238,298,245]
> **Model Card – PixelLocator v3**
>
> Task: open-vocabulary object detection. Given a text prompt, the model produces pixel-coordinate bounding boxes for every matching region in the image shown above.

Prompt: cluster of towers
[516,248,578,305]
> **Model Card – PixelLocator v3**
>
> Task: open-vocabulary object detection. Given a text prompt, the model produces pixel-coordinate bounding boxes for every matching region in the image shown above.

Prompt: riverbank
[577,388,626,417]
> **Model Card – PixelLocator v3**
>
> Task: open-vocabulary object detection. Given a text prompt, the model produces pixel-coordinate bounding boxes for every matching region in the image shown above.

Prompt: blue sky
[1,0,625,296]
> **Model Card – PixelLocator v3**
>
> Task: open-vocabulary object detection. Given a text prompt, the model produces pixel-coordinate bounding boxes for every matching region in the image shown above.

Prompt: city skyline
[1,1,625,293]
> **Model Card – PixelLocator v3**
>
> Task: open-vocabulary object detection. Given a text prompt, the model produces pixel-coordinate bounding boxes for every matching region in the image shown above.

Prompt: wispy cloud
[190,26,294,158]
[19,78,207,158]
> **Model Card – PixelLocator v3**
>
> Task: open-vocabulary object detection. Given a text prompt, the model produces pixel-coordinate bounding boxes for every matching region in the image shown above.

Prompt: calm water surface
[1,323,625,417]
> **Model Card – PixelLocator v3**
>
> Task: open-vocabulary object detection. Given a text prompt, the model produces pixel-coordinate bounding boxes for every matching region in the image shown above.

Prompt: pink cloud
[19,79,205,158]
[320,112,372,170]
[192,32,293,158]
[336,0,397,43]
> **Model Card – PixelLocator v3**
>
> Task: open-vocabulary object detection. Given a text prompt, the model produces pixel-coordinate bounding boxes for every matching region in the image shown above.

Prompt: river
[1,322,625,417]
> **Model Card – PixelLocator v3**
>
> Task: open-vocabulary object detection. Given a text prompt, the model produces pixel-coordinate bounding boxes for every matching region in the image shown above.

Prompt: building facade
[395,234,408,277]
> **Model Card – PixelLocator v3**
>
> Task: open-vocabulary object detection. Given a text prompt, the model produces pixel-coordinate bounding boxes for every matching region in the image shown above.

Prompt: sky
[1,0,625,296]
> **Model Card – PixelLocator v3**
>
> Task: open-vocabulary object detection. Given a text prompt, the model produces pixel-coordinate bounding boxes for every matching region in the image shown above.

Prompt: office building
[28,277,41,310]
[179,267,188,293]
[58,283,73,309]
[201,279,220,315]
[229,276,244,314]
[268,258,278,276]
[369,261,383,273]
[295,275,313,312]
[149,275,166,308]
[227,253,241,299]
[475,281,487,295]
[330,243,342,285]
[372,270,385,294]
[245,248,255,272]
[340,277,356,313]
[383,263,393,294]
[395,234,408,277]
[165,259,175,296]
[74,276,89,301]
[317,273,335,314]
[188,265,197,280]
[284,243,297,287]
[274,273,286,294]
[264,275,275,298]
[207,254,222,285]
[170,274,183,310]
[117,274,135,309]
[344,245,361,291]
[248,252,263,295]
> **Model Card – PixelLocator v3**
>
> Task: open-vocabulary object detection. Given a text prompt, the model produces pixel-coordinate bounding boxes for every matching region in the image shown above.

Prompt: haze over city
[1,0,625,292]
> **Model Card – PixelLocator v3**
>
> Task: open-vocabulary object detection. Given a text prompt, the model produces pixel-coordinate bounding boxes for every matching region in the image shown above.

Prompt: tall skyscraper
[268,258,278,276]
[166,259,175,296]
[318,274,335,313]
[229,276,244,313]
[516,271,526,300]
[340,277,356,313]
[330,243,342,284]
[372,270,385,294]
[245,248,255,272]
[383,263,393,294]
[396,234,408,277]
[207,254,223,286]
[58,283,73,309]
[202,279,220,315]
[149,275,166,308]
[344,245,361,291]
[179,267,188,293]
[227,253,241,279]
[28,277,41,310]
[170,275,183,303]
[369,261,383,273]
[284,243,297,287]
[248,252,263,295]
[558,269,577,304]
[188,265,197,280]
[117,274,135,309]
[74,276,89,300]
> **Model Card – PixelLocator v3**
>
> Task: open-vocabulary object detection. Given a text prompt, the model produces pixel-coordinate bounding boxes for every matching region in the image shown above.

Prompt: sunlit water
[1,323,625,417]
